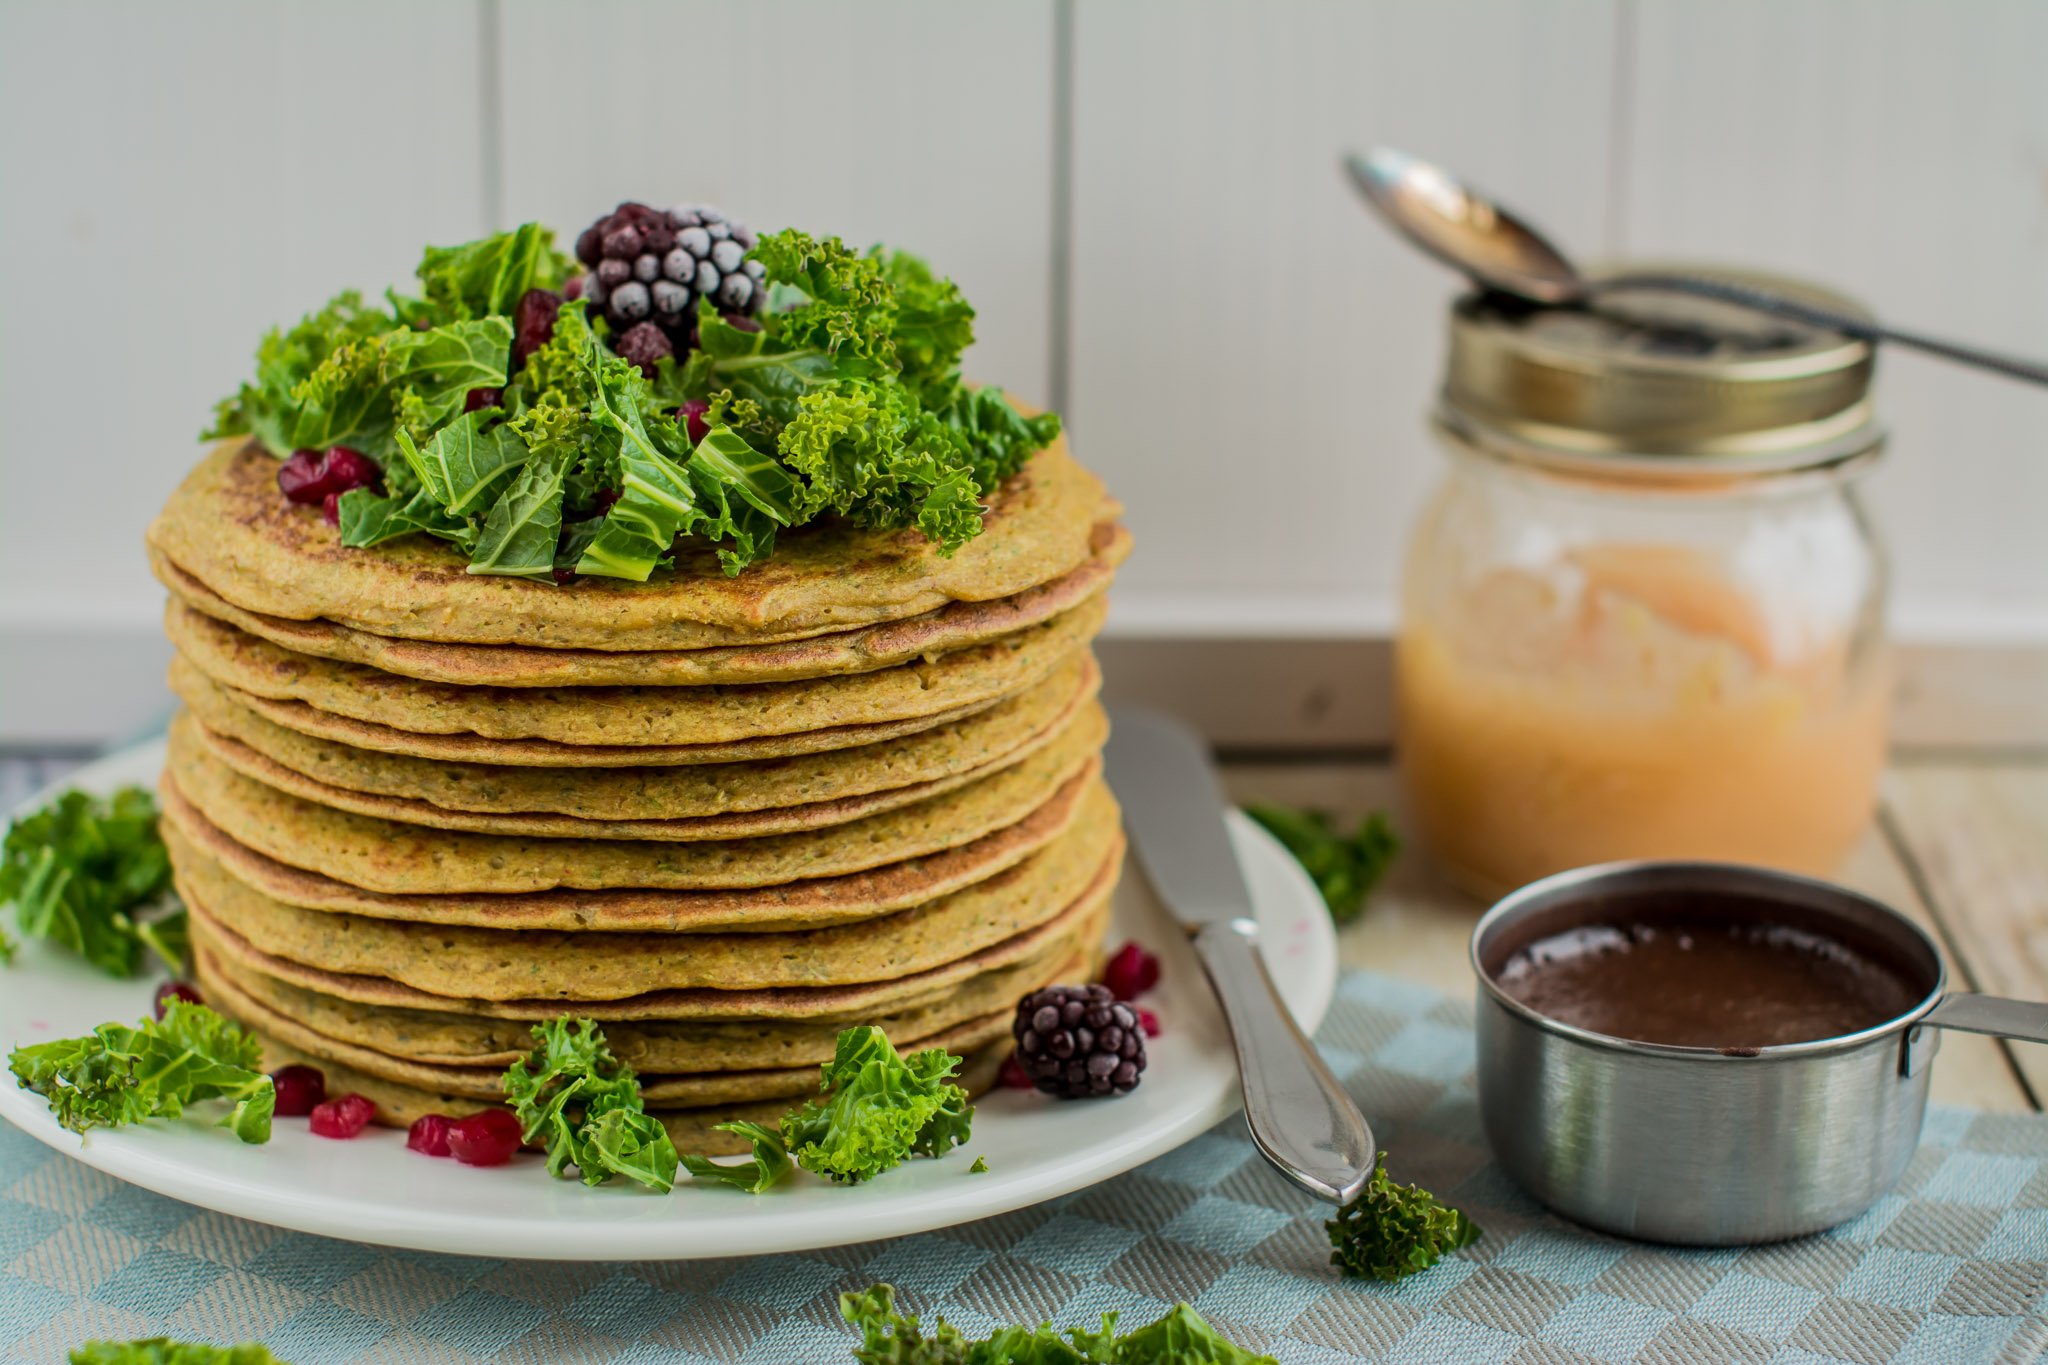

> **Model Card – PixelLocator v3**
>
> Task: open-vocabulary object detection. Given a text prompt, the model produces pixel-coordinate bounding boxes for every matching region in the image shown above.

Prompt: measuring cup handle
[1924,994,2048,1046]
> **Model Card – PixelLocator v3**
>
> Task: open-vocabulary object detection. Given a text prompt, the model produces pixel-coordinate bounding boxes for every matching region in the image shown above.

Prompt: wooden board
[1883,763,2048,1105]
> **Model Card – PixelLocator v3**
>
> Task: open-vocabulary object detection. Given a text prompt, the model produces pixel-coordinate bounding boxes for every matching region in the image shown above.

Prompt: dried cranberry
[512,288,563,367]
[321,491,342,526]
[562,274,585,301]
[1139,1008,1162,1038]
[152,981,202,1019]
[447,1109,523,1166]
[276,449,325,501]
[278,446,380,506]
[679,399,712,446]
[309,1092,375,1139]
[551,567,576,585]
[407,1114,455,1157]
[591,487,620,517]
[272,1064,328,1117]
[324,446,378,487]
[1101,941,1162,1001]
[614,321,673,376]
[463,386,503,413]
[997,1054,1035,1090]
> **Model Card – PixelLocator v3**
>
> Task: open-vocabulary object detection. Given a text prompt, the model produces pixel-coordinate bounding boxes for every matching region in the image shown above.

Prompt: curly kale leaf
[839,1283,1278,1364]
[875,248,976,398]
[469,446,573,580]
[677,1026,969,1193]
[680,1119,793,1195]
[775,380,989,552]
[1245,804,1400,925]
[1327,1154,1481,1282]
[779,1026,973,1185]
[748,230,899,372]
[412,221,572,322]
[395,409,527,517]
[9,1000,274,1143]
[926,379,1062,492]
[336,486,477,553]
[2,786,176,977]
[205,290,395,455]
[70,1340,289,1365]
[204,225,556,462]
[381,318,515,433]
[504,1018,678,1192]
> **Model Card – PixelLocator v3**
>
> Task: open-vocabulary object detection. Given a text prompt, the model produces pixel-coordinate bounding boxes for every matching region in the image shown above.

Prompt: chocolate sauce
[1495,911,1925,1048]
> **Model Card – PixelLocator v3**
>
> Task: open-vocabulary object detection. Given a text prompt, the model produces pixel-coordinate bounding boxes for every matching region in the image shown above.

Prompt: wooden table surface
[1221,752,2048,1115]
[5,748,2044,1112]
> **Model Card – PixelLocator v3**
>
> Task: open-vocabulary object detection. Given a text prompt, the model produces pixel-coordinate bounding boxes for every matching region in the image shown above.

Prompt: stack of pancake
[145,434,1127,1151]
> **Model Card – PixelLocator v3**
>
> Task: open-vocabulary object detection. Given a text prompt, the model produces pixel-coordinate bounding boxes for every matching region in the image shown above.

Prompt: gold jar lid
[1438,266,1884,472]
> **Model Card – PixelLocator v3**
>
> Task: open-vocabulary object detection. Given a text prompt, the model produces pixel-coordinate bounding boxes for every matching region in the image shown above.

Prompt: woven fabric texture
[4,970,2047,1364]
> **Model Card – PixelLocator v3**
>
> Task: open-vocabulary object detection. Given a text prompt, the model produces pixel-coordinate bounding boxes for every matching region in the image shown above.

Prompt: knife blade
[1105,705,1377,1204]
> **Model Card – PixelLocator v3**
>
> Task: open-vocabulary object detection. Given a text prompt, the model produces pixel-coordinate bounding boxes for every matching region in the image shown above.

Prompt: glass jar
[1398,277,1889,899]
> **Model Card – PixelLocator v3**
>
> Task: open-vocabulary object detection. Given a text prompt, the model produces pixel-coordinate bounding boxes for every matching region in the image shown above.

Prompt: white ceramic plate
[0,739,1337,1260]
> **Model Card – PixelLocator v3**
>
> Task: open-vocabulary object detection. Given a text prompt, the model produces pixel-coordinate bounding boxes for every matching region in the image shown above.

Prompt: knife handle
[1191,920,1377,1204]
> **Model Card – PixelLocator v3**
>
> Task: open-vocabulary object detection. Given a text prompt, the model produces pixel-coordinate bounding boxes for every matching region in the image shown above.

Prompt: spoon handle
[1591,272,2048,389]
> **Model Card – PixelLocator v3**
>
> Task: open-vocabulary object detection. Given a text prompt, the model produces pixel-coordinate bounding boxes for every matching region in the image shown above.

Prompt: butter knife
[1105,706,1376,1204]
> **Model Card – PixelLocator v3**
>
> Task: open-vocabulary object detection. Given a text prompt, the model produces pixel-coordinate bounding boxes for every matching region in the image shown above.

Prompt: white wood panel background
[2,0,2044,743]
[1068,0,1621,635]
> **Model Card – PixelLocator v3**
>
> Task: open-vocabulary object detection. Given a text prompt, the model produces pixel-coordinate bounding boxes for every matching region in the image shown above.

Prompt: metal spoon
[1344,147,2048,388]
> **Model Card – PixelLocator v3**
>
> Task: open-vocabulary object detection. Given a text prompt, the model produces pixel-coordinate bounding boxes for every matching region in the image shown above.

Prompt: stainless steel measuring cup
[1470,861,2048,1245]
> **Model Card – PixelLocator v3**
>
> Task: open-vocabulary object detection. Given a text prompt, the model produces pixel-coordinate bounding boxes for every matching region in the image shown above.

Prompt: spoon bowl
[1343,149,1580,304]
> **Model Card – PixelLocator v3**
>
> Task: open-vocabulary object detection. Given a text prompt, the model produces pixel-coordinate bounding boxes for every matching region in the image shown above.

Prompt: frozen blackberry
[613,320,673,377]
[572,201,766,357]
[1012,984,1146,1099]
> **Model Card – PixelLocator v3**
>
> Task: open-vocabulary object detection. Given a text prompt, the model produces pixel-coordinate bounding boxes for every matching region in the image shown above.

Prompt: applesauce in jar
[1398,277,1889,899]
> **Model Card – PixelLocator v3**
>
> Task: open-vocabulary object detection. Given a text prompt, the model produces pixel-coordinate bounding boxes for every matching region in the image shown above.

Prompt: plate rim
[0,736,1338,1259]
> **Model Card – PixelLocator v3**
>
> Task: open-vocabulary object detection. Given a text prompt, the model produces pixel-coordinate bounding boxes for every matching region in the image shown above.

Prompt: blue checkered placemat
[4,970,2046,1365]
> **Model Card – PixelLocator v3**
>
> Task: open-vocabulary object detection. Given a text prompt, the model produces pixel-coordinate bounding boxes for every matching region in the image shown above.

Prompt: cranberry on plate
[446,1109,522,1167]
[407,1114,455,1158]
[271,1064,328,1117]
[1100,941,1162,1001]
[308,1093,375,1139]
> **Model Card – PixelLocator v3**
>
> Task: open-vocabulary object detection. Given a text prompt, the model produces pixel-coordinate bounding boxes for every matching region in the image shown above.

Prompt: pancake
[190,873,1117,1024]
[150,523,1130,688]
[172,700,1109,842]
[174,661,1021,768]
[173,648,1097,819]
[195,929,1082,1072]
[164,718,1105,894]
[148,434,1109,650]
[170,795,1122,998]
[166,594,1107,747]
[245,1033,1009,1155]
[199,956,1016,1107]
[159,773,1092,933]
